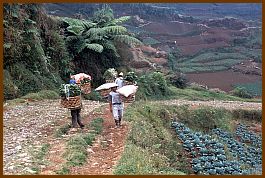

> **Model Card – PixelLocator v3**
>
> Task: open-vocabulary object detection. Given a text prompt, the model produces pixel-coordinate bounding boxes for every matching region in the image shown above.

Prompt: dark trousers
[71,109,84,128]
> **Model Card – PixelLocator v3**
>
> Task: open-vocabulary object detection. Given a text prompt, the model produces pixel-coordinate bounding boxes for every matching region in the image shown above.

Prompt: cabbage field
[171,122,262,175]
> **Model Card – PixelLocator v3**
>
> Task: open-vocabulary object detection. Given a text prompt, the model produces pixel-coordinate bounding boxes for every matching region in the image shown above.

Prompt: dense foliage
[61,4,142,87]
[3,4,142,100]
[4,4,71,99]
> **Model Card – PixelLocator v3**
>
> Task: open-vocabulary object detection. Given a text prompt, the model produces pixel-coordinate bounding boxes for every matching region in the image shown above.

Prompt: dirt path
[39,104,129,175]
[69,106,129,175]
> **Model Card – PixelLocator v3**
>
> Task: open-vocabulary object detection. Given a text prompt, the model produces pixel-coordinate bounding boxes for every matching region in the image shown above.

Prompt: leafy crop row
[171,121,262,175]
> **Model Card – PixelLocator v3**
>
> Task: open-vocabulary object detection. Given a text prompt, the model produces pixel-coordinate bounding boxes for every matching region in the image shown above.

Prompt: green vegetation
[3,4,142,100]
[113,103,190,175]
[136,72,172,100]
[168,43,261,73]
[135,72,258,102]
[54,124,71,138]
[114,102,248,175]
[142,37,161,45]
[4,4,70,100]
[30,143,51,174]
[56,118,103,174]
[175,52,246,73]
[232,109,262,123]
[231,87,253,99]
[233,81,262,97]
[63,5,142,86]
[83,90,104,101]
[21,90,60,100]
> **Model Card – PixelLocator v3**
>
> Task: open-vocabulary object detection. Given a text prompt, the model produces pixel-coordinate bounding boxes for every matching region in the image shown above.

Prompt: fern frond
[102,26,127,35]
[114,35,143,46]
[85,28,106,41]
[66,25,84,36]
[82,21,97,29]
[84,43,104,53]
[113,16,131,24]
[66,36,80,43]
[102,40,120,57]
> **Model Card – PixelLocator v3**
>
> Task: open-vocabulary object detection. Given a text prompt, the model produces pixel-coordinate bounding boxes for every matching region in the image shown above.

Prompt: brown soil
[186,70,262,91]
[143,21,200,35]
[40,104,129,175]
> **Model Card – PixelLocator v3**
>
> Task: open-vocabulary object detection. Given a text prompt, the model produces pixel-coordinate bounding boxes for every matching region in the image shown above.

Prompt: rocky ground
[3,100,104,175]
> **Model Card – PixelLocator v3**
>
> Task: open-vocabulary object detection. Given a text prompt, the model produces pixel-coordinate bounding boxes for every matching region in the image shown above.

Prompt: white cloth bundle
[117,85,138,97]
[95,83,118,91]
[72,73,92,83]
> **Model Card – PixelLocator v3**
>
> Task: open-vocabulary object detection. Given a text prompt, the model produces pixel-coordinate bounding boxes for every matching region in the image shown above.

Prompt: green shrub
[232,109,262,122]
[21,90,59,100]
[83,90,103,101]
[176,106,232,132]
[142,37,161,45]
[38,90,59,99]
[231,87,253,99]
[136,72,172,100]
[21,93,42,100]
[166,73,188,89]
[4,69,19,100]
[234,82,262,97]
[55,167,70,175]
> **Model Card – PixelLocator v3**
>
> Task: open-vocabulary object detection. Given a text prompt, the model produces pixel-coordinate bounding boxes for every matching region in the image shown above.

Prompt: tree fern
[114,35,142,46]
[84,43,103,53]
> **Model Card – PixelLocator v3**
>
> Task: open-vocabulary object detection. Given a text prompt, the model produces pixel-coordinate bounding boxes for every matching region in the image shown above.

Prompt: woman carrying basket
[69,76,85,130]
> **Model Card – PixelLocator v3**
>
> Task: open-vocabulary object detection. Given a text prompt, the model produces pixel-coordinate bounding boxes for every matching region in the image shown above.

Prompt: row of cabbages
[171,122,262,175]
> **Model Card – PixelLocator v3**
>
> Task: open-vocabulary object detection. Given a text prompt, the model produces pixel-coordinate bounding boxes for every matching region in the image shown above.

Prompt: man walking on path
[108,86,124,128]
[115,72,124,89]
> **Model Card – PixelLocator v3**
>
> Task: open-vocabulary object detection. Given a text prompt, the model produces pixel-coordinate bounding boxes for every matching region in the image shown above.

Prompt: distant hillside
[44,3,262,95]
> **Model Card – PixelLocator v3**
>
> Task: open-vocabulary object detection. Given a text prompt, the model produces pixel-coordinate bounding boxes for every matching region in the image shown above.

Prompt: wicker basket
[106,79,115,83]
[79,82,91,94]
[61,95,82,109]
[99,88,111,98]
[124,81,134,85]
[122,94,135,103]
